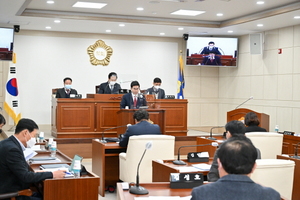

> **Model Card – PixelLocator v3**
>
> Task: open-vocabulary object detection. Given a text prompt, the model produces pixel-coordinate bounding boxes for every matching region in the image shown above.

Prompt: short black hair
[208,41,215,45]
[153,77,162,83]
[217,136,257,174]
[0,114,6,125]
[133,109,149,122]
[225,120,246,137]
[15,118,39,134]
[244,112,260,126]
[130,81,140,88]
[63,77,72,83]
[108,72,118,79]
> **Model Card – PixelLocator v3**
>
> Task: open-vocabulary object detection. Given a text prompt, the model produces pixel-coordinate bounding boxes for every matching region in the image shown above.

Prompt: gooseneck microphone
[173,142,219,165]
[291,142,300,159]
[235,96,254,109]
[100,124,131,143]
[129,141,152,195]
[208,126,225,140]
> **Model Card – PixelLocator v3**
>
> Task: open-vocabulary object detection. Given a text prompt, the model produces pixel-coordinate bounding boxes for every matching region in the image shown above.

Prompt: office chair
[0,189,32,200]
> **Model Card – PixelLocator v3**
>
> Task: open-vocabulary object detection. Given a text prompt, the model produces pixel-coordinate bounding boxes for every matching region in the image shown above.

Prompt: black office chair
[0,189,32,200]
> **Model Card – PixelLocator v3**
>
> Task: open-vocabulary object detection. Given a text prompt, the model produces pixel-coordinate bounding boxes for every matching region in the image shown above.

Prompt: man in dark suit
[120,81,147,109]
[208,120,261,182]
[55,77,78,98]
[119,109,162,147]
[146,77,165,99]
[98,72,121,94]
[200,41,222,55]
[191,136,280,200]
[201,53,222,65]
[0,118,65,200]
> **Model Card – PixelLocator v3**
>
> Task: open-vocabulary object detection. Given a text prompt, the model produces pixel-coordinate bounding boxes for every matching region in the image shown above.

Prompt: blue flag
[177,54,185,99]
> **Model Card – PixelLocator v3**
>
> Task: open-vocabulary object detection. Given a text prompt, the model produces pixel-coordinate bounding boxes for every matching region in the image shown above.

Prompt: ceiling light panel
[171,10,205,16]
[72,2,107,9]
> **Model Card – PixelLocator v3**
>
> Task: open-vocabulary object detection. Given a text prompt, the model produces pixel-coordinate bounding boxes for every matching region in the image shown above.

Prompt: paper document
[23,148,37,161]
[30,158,61,164]
[192,163,211,171]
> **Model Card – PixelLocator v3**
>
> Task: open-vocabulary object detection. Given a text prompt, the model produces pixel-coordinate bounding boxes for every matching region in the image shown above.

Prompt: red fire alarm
[278,48,282,54]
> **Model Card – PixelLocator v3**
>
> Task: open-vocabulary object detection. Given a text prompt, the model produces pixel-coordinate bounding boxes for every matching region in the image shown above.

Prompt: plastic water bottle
[50,141,57,158]
[73,160,81,178]
[39,132,44,143]
[275,125,279,133]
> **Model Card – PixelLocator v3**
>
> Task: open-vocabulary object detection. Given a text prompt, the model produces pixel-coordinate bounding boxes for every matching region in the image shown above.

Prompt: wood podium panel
[227,108,269,132]
[116,109,166,134]
[52,95,187,138]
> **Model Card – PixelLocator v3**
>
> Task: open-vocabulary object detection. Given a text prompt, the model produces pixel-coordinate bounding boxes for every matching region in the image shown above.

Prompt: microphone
[235,96,253,109]
[129,141,152,195]
[208,126,225,140]
[291,142,300,159]
[119,80,133,84]
[218,47,225,55]
[173,142,219,165]
[100,124,131,143]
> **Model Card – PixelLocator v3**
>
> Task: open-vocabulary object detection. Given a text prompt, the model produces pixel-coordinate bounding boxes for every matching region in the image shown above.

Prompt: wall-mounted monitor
[186,36,238,67]
[0,27,14,61]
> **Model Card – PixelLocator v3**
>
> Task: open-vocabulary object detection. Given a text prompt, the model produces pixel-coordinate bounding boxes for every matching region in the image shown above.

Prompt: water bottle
[275,125,279,133]
[39,132,44,143]
[73,160,81,178]
[47,138,53,150]
[50,141,57,158]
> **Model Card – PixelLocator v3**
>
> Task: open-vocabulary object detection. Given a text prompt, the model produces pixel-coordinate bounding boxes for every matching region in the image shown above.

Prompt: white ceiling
[0,0,300,37]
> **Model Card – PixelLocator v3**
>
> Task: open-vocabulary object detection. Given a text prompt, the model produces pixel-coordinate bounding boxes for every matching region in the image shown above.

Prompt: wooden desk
[282,135,300,154]
[52,95,188,138]
[277,155,300,200]
[30,150,72,164]
[30,164,100,200]
[196,136,224,157]
[117,182,193,200]
[92,139,126,197]
[152,159,210,182]
[186,54,236,66]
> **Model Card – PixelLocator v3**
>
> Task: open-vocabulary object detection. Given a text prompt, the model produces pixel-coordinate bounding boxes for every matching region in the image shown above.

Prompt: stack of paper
[192,163,211,171]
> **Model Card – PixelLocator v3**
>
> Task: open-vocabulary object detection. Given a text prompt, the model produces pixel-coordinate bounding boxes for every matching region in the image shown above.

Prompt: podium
[116,109,165,134]
[227,108,269,131]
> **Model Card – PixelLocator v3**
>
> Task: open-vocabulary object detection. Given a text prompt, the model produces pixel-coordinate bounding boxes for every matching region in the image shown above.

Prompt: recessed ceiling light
[45,26,51,29]
[216,13,223,17]
[47,1,54,4]
[119,24,125,27]
[294,16,300,19]
[106,30,111,33]
[256,1,264,5]
[152,12,157,15]
[54,20,61,23]
[228,30,233,33]
[257,24,263,27]
[73,2,107,9]
[171,9,205,16]
[137,7,144,11]
[160,33,165,36]
[178,27,184,30]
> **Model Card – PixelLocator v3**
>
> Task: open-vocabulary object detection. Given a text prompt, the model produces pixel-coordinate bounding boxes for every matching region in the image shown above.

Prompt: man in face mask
[55,77,78,98]
[98,72,122,94]
[0,118,65,199]
[146,77,165,99]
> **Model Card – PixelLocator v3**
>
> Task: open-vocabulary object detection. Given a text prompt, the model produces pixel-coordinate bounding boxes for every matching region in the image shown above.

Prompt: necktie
[66,89,70,95]
[134,96,137,108]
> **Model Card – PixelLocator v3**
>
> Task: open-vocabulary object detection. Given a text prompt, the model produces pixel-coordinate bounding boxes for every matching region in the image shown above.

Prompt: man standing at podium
[120,81,147,109]
[98,72,121,94]
[191,136,280,200]
[55,77,78,98]
[119,109,161,147]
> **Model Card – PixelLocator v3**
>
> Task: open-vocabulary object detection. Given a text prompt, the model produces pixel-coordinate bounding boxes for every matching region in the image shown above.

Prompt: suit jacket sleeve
[120,94,128,109]
[55,91,60,98]
[98,83,106,94]
[55,88,64,98]
[160,89,165,99]
[207,149,219,182]
[71,89,78,95]
[119,127,131,147]
[7,146,53,184]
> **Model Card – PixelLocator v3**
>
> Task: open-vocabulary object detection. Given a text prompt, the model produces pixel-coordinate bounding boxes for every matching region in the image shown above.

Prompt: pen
[64,172,72,175]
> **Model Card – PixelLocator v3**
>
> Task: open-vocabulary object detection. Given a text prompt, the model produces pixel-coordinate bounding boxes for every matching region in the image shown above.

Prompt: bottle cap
[39,132,44,138]
[48,138,54,144]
